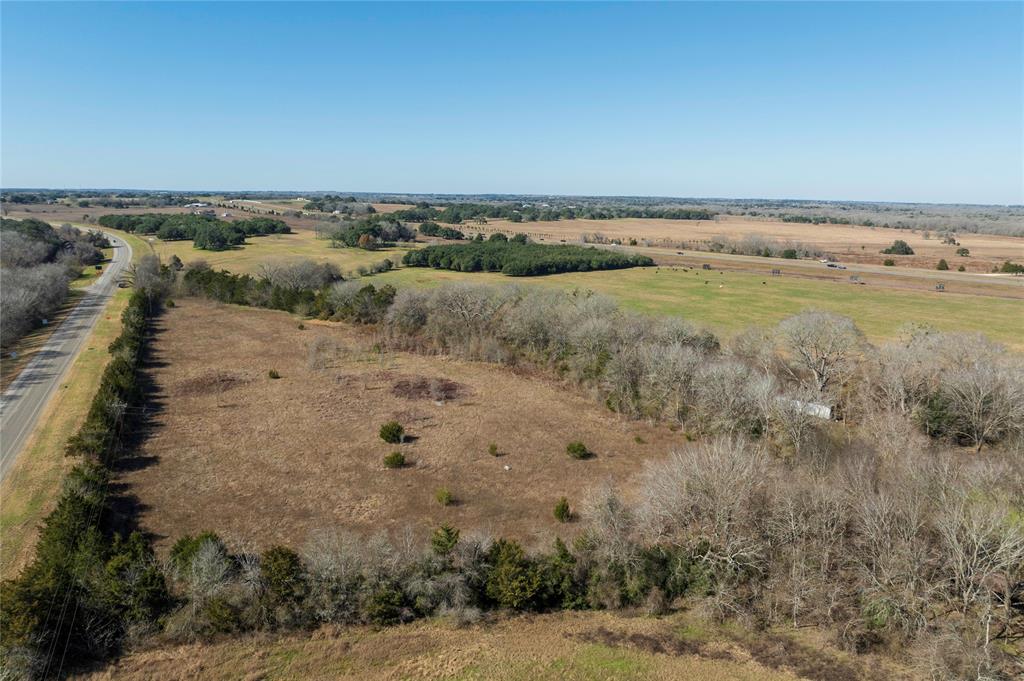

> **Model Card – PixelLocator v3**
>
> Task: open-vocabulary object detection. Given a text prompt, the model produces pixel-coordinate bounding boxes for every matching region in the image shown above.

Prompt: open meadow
[118,299,679,554]
[373,265,1024,350]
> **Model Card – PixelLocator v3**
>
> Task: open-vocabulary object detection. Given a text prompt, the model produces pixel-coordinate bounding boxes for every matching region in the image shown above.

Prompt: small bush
[383,451,405,469]
[436,487,453,506]
[881,239,914,255]
[488,442,499,457]
[634,435,646,444]
[268,369,281,379]
[957,265,965,272]
[956,247,969,257]
[566,441,591,459]
[166,299,176,308]
[936,259,949,271]
[883,259,895,266]
[554,497,571,522]
[297,322,305,330]
[379,420,405,444]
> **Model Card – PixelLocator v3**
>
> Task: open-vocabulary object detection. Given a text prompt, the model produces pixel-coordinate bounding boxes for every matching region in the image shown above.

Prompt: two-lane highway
[0,233,133,482]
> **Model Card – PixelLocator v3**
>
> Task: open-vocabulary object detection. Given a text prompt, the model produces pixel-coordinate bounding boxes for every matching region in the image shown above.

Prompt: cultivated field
[75,610,913,681]
[120,300,678,554]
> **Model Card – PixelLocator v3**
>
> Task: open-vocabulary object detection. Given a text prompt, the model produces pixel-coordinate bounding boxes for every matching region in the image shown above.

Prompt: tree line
[402,235,654,276]
[384,202,715,224]
[417,221,465,240]
[0,280,171,678]
[97,214,290,251]
[1,218,109,346]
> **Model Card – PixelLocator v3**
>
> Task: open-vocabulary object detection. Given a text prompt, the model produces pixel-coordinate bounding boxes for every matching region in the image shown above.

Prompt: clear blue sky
[2,1,1021,204]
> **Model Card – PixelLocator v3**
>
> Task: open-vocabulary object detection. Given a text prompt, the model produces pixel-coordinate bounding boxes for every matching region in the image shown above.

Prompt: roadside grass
[0,288,133,579]
[70,247,114,289]
[374,266,1024,350]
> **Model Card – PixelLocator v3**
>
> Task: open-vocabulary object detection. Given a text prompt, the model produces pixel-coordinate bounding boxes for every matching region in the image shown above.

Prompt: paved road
[0,234,133,482]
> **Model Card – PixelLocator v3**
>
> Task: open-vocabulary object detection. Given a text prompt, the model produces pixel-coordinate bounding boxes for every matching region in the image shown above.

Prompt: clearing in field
[118,299,679,554]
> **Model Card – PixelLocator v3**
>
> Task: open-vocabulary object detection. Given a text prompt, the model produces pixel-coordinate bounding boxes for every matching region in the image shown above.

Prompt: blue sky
[2,2,1021,204]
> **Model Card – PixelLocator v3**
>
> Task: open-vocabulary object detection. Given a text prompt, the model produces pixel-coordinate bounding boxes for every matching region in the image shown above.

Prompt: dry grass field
[74,610,914,681]
[119,300,678,555]
[455,215,1024,272]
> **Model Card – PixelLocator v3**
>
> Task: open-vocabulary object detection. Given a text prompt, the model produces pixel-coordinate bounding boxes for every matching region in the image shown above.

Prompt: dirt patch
[577,627,735,661]
[173,370,249,396]
[120,300,682,554]
[391,375,466,401]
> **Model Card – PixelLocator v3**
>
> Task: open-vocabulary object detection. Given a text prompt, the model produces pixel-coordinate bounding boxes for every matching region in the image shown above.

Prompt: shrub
[297,322,305,330]
[566,441,591,459]
[957,265,966,272]
[936,259,949,271]
[554,497,571,522]
[881,239,914,255]
[268,369,281,379]
[431,524,460,555]
[781,248,798,259]
[366,586,404,625]
[488,442,499,457]
[956,247,970,257]
[436,487,453,506]
[383,451,405,469]
[260,546,306,607]
[169,531,225,572]
[485,539,540,610]
[379,420,404,444]
[883,259,895,266]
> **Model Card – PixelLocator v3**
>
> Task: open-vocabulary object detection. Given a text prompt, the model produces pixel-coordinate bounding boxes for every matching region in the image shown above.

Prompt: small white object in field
[503,465,511,471]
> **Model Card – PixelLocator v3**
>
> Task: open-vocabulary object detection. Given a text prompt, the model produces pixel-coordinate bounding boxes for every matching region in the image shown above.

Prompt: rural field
[11,205,1020,350]
[457,214,1024,272]
[119,299,677,554]
[372,265,1024,350]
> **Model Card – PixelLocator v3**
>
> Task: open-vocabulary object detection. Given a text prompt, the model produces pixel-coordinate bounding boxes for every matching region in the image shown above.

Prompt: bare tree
[637,437,770,578]
[941,362,1024,452]
[776,310,864,396]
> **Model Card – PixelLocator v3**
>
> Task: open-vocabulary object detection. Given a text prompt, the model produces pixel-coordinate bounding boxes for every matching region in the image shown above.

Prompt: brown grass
[73,611,856,681]
[463,215,1024,272]
[118,300,679,555]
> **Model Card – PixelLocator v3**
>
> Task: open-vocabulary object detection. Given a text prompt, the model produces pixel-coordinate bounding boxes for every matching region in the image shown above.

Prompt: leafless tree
[776,310,864,396]
[637,437,770,579]
[940,361,1024,452]
[258,258,341,291]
